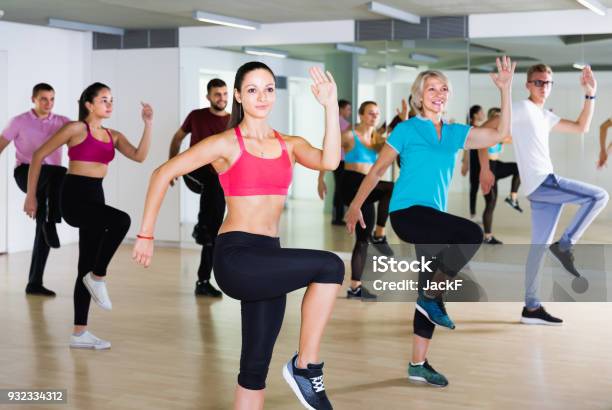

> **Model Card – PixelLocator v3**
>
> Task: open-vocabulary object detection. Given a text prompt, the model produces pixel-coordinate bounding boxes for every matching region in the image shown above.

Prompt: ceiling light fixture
[48,18,124,35]
[573,62,587,70]
[193,10,260,30]
[242,47,288,58]
[367,2,421,24]
[336,43,367,55]
[393,64,417,71]
[410,52,439,63]
[575,0,607,16]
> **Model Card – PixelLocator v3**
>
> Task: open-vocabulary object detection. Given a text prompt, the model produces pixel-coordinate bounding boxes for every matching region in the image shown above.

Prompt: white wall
[469,71,612,220]
[0,21,91,252]
[0,50,7,253]
[92,48,181,241]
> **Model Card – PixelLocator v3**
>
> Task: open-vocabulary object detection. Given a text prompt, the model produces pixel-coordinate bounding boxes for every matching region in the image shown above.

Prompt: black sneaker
[194,280,222,297]
[504,196,523,213]
[483,236,503,245]
[42,222,60,248]
[282,353,332,410]
[520,306,563,326]
[25,283,56,297]
[346,286,377,300]
[370,235,394,256]
[408,360,449,387]
[549,242,581,277]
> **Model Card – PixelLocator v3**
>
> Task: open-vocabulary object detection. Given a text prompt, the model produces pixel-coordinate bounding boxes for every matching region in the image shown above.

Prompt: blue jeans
[525,174,609,309]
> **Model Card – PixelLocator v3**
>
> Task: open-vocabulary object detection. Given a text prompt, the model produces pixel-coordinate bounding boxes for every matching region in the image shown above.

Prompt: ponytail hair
[227,61,276,130]
[78,82,110,122]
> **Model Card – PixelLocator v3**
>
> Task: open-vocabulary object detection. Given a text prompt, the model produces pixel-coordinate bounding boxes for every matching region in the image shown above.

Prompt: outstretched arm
[24,122,80,218]
[553,66,596,134]
[598,118,612,168]
[293,67,341,171]
[114,103,153,163]
[0,136,10,156]
[132,133,230,267]
[345,145,397,233]
[465,56,515,149]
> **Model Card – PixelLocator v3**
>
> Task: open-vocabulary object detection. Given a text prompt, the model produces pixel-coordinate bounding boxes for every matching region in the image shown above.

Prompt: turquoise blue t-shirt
[386,116,471,212]
[488,143,503,155]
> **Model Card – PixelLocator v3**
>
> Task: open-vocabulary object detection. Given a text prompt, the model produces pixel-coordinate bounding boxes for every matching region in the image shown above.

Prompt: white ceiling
[0,0,611,29]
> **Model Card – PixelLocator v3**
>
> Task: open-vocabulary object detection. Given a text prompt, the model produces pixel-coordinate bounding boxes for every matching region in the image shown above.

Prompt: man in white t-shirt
[480,64,609,325]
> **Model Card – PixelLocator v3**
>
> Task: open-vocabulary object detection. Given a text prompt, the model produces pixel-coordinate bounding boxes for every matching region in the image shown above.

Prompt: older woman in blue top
[346,56,516,387]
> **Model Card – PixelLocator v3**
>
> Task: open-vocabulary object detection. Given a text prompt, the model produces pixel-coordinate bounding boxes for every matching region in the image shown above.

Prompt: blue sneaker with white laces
[416,294,455,329]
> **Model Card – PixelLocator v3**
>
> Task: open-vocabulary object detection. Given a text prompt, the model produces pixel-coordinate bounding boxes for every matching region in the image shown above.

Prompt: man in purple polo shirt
[0,83,70,296]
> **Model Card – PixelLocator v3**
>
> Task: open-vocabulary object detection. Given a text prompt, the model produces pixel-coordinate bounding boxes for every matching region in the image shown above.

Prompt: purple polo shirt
[1,110,70,166]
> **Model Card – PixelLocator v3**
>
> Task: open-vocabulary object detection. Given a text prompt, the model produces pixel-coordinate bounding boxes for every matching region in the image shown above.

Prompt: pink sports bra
[68,122,115,165]
[218,127,292,196]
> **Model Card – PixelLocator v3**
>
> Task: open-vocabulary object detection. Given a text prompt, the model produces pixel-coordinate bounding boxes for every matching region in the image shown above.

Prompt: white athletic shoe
[83,272,112,311]
[70,331,111,350]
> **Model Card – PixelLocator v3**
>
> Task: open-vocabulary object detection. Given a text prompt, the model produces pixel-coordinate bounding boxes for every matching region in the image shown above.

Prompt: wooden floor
[1,196,612,410]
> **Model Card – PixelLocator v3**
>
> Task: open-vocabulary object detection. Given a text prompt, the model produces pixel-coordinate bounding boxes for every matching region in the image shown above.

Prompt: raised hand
[581,66,597,96]
[489,56,516,91]
[141,102,153,124]
[396,98,409,121]
[309,66,338,108]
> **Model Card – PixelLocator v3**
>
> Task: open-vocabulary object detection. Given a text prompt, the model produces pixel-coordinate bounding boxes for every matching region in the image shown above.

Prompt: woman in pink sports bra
[133,62,342,410]
[25,82,153,350]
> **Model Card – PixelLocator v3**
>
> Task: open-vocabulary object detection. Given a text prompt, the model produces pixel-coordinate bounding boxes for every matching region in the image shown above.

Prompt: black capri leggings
[469,150,480,216]
[213,231,344,390]
[60,175,131,326]
[342,170,393,281]
[390,206,483,339]
[483,159,520,234]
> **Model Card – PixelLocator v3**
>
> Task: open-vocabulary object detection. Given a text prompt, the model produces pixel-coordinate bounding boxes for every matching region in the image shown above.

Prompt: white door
[0,51,8,253]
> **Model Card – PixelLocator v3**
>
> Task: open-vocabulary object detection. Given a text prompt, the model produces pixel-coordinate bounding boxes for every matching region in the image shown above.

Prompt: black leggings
[14,164,66,285]
[342,170,393,281]
[390,206,483,339]
[469,150,480,216]
[184,165,226,282]
[483,160,520,234]
[60,175,131,325]
[213,231,344,390]
[332,160,346,222]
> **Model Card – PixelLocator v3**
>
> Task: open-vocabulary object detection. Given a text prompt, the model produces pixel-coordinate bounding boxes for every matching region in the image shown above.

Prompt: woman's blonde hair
[409,70,452,115]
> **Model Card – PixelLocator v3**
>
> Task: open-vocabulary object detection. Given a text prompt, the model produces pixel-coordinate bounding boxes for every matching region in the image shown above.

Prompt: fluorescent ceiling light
[243,47,288,58]
[367,1,421,24]
[393,64,417,71]
[336,43,367,55]
[48,18,124,35]
[410,52,439,63]
[573,62,587,70]
[193,10,260,30]
[575,0,607,16]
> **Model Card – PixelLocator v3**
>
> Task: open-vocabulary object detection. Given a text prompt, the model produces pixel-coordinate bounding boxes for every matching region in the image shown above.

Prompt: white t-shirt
[511,99,560,196]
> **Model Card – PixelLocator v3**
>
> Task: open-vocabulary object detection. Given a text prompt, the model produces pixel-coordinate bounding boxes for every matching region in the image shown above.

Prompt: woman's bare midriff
[344,162,373,175]
[488,153,500,161]
[67,161,108,178]
[219,195,287,237]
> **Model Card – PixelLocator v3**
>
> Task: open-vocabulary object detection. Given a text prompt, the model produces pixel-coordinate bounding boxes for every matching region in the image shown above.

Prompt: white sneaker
[83,272,112,310]
[70,331,111,350]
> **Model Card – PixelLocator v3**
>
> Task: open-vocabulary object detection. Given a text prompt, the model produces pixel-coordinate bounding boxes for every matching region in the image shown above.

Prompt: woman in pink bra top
[25,82,153,350]
[133,62,343,410]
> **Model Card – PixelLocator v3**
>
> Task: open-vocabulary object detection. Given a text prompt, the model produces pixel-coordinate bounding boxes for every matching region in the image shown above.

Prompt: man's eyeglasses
[528,80,554,88]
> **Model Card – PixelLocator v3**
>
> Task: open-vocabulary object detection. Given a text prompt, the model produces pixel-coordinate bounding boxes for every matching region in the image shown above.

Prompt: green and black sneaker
[408,360,449,387]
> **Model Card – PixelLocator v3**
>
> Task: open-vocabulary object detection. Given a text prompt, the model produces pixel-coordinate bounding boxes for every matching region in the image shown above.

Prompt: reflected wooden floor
[1,196,612,409]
